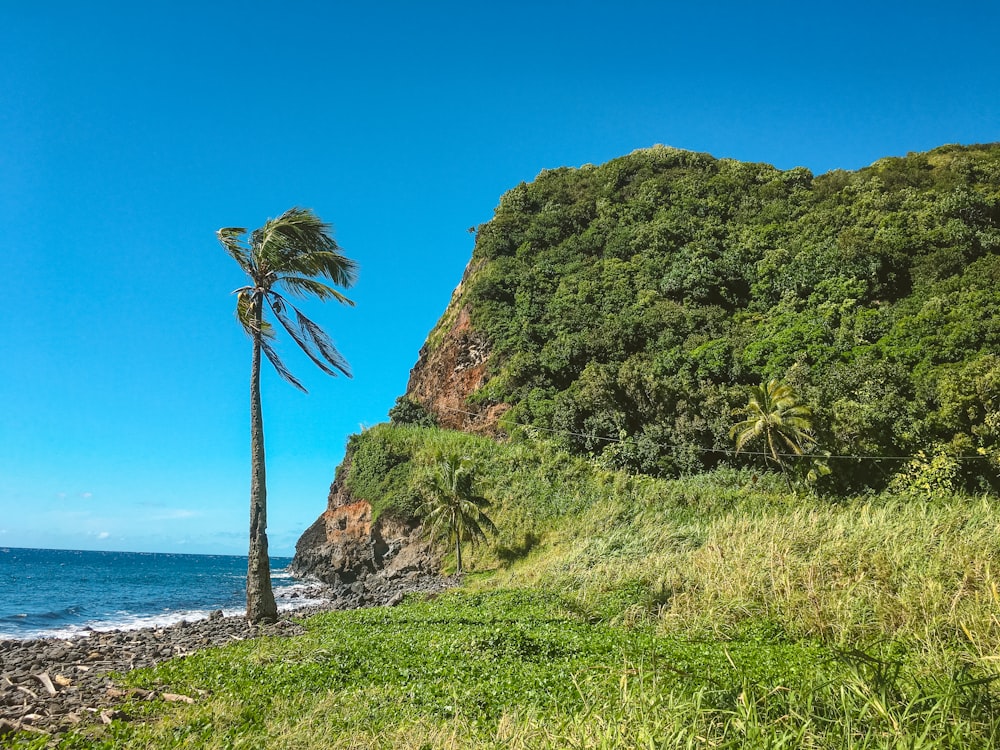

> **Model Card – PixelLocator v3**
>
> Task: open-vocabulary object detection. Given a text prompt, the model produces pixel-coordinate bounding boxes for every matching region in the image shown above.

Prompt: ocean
[0,547,319,641]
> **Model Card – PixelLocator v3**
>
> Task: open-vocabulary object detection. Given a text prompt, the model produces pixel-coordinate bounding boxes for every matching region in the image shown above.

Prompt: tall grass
[19,425,996,748]
[348,424,1000,668]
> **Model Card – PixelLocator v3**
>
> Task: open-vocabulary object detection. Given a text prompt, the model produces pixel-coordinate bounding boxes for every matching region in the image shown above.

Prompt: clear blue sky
[2,1,997,555]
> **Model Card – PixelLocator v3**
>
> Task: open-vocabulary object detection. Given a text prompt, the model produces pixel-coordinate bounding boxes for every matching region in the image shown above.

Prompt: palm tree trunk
[247,320,277,623]
[455,537,463,575]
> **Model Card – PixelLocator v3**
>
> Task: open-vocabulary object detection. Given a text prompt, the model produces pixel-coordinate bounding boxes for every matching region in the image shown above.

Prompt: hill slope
[277,148,1000,746]
[405,143,1000,489]
[294,142,1000,589]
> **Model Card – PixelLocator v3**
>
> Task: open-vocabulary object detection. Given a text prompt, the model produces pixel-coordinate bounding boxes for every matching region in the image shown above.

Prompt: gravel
[0,572,457,740]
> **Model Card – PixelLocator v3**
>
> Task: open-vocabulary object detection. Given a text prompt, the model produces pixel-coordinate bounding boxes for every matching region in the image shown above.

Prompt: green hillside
[429,144,1000,490]
[342,423,1000,656]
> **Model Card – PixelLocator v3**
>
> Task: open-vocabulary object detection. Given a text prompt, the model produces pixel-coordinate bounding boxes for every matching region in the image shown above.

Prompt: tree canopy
[424,144,1000,491]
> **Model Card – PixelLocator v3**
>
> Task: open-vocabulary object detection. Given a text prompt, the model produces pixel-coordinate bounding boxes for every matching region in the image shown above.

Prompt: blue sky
[2,1,997,555]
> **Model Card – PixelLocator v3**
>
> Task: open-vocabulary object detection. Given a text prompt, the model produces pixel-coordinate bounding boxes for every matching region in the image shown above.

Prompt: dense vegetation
[447,144,1000,490]
[29,426,1000,748]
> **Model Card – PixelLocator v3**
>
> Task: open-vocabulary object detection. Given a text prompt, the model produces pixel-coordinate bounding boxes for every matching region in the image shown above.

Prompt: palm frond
[731,419,763,453]
[235,291,256,337]
[293,249,359,288]
[295,305,352,377]
[280,276,356,305]
[260,337,307,392]
[218,227,253,274]
[268,295,340,378]
[250,209,355,283]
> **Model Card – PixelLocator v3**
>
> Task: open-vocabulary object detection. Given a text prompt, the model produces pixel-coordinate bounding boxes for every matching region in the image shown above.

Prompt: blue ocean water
[0,547,313,640]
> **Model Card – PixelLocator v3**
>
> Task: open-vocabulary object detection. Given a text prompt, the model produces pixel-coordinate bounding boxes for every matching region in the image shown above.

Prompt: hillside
[406,143,1000,491]
[293,140,1000,603]
[295,142,1000,588]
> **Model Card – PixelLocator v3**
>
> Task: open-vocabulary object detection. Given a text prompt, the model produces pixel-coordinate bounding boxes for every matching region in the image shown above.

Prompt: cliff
[290,262,503,583]
[403,263,508,433]
[289,456,438,587]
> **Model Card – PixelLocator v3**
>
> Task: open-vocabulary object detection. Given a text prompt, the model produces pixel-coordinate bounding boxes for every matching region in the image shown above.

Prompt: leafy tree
[219,208,357,622]
[420,453,497,573]
[731,378,817,488]
[388,395,438,427]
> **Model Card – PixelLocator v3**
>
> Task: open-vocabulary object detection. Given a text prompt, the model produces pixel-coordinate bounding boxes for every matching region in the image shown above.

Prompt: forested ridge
[423,143,1000,490]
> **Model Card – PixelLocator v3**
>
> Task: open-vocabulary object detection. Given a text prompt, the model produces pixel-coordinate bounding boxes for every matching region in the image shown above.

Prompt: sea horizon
[0,544,281,558]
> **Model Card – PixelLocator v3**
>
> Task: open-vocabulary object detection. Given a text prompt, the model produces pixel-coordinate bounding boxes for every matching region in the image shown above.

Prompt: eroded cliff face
[290,457,438,585]
[292,261,504,583]
[404,263,507,433]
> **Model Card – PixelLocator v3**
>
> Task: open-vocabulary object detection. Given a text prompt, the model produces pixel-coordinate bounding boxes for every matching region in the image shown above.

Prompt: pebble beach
[0,574,456,740]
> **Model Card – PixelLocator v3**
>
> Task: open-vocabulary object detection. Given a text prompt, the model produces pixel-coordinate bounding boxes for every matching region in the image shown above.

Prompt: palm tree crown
[731,378,816,473]
[219,207,358,389]
[420,453,497,574]
[219,207,356,623]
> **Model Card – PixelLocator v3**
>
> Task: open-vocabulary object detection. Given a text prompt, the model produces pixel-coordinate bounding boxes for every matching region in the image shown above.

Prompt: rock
[33,673,56,696]
[405,291,507,434]
[291,462,442,595]
[99,708,130,724]
[161,693,195,704]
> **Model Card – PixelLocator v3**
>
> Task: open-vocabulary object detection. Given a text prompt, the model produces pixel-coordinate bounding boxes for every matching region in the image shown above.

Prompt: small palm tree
[420,453,497,574]
[731,377,816,488]
[219,208,357,623]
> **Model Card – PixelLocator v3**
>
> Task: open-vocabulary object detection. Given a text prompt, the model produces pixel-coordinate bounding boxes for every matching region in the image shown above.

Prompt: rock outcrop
[293,260,504,584]
[404,261,507,433]
[290,458,439,585]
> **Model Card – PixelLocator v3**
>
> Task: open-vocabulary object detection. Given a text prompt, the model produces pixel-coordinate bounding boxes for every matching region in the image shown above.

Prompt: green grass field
[20,426,1000,748]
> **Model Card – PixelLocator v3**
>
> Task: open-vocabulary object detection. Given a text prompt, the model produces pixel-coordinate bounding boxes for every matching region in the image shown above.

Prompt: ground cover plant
[18,589,1000,749]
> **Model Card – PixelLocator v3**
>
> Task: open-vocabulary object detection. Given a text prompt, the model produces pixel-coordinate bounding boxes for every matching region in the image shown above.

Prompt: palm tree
[730,377,816,488]
[420,453,497,574]
[218,208,357,623]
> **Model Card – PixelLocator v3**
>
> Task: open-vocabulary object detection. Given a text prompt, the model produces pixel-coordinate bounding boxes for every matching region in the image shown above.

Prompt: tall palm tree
[730,377,816,488]
[420,453,497,574]
[218,208,357,623]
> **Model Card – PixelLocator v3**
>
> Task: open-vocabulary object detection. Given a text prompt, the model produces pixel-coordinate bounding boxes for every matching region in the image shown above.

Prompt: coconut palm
[219,208,357,623]
[731,377,816,488]
[420,453,497,574]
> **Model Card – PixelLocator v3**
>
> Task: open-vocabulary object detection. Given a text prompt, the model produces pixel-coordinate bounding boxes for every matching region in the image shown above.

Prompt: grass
[21,589,1000,749]
[14,426,1000,747]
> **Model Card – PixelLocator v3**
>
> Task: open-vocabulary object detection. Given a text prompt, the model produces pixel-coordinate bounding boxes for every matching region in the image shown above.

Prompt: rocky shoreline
[0,572,457,741]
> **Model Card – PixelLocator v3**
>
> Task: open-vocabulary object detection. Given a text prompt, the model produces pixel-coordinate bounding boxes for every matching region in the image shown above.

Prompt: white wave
[5,607,245,641]
[3,578,323,641]
[273,581,330,611]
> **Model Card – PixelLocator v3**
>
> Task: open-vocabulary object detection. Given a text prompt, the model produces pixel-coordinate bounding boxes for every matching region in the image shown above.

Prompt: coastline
[0,573,457,739]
